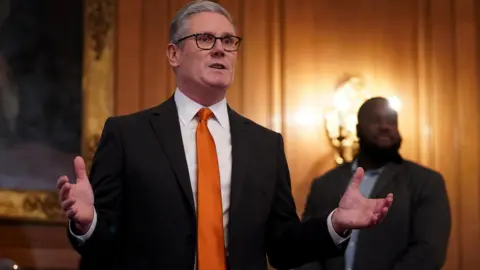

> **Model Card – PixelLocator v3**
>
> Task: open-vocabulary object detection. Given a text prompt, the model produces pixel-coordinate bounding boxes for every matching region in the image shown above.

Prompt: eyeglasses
[173,33,242,52]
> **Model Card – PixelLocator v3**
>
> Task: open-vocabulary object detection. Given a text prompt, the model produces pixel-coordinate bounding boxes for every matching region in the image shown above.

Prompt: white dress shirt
[71,88,348,248]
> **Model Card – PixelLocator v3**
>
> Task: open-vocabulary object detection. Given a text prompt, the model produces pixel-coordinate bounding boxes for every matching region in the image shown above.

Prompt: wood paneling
[3,0,478,268]
[0,222,78,269]
[114,1,480,269]
[0,0,471,269]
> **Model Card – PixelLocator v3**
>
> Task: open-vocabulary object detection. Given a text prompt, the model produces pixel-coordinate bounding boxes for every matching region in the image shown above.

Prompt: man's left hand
[332,167,394,234]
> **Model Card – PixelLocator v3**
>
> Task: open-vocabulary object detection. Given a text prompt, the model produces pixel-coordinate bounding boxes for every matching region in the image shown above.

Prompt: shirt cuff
[69,207,98,244]
[327,208,350,245]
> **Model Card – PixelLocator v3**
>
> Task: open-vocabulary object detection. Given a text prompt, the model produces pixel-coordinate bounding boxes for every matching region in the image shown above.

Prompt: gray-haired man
[57,1,393,269]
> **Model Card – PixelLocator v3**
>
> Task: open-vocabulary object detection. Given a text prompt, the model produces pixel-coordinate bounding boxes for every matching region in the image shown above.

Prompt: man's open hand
[57,156,94,234]
[332,167,394,233]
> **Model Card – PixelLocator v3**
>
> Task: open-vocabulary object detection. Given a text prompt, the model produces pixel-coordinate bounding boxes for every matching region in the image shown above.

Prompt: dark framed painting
[0,0,115,223]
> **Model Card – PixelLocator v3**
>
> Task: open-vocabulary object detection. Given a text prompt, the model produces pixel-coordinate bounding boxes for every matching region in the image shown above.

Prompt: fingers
[61,198,76,211]
[57,175,77,220]
[369,194,394,226]
[62,196,78,220]
[372,202,391,225]
[59,184,72,202]
[374,193,394,210]
[74,156,88,182]
[370,207,387,226]
[384,193,394,207]
[57,176,72,201]
[377,206,389,223]
[370,213,379,225]
[349,167,364,190]
[380,193,394,210]
[66,207,78,220]
[56,175,69,190]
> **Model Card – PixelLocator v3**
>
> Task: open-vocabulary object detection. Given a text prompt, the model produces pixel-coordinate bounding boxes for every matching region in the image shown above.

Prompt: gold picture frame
[0,0,115,223]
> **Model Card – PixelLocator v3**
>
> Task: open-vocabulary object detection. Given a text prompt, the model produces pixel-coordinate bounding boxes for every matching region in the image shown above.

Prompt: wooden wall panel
[142,0,170,107]
[112,0,480,269]
[453,0,480,268]
[0,222,78,269]
[5,1,475,268]
[115,0,143,114]
[282,0,337,212]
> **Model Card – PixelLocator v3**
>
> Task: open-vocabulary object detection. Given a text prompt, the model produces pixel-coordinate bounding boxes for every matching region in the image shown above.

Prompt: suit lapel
[228,107,250,218]
[337,164,355,195]
[370,162,402,198]
[148,96,195,213]
[354,162,402,269]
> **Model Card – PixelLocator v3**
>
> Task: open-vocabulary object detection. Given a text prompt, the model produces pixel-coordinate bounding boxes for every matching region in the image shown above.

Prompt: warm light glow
[325,76,371,164]
[333,91,350,112]
[13,265,18,270]
[325,111,340,138]
[344,114,357,134]
[270,104,323,130]
[293,107,318,127]
[388,96,401,112]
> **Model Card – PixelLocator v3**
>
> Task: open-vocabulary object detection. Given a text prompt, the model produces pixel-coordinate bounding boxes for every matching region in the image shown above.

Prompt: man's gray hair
[169,0,234,44]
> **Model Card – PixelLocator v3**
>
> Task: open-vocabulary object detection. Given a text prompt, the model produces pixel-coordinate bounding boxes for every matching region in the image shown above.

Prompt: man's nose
[210,40,225,57]
[378,122,393,132]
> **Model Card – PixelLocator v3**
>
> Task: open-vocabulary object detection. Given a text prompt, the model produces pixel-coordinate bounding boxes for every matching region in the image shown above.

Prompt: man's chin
[376,142,394,149]
[368,147,401,161]
[202,78,231,90]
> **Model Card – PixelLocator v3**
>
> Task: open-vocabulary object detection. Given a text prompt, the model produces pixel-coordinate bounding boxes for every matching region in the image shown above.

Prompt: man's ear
[166,44,180,67]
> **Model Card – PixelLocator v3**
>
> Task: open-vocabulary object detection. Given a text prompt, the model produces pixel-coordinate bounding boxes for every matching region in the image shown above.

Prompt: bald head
[357,97,395,122]
[356,97,402,161]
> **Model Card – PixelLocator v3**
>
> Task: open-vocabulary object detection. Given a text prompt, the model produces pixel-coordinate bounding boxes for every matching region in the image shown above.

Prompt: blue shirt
[345,160,384,270]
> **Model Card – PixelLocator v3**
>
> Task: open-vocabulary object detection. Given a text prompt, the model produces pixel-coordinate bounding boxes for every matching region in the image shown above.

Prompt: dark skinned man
[296,97,451,270]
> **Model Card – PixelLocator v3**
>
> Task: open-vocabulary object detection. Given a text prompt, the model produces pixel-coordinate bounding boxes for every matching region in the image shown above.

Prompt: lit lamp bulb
[326,76,371,164]
[388,96,401,112]
[333,91,349,113]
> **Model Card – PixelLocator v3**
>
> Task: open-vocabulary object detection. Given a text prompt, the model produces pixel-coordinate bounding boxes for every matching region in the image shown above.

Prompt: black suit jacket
[69,96,346,270]
[296,160,451,270]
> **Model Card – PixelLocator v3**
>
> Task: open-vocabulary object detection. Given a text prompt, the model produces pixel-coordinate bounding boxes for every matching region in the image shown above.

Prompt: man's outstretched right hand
[57,156,94,235]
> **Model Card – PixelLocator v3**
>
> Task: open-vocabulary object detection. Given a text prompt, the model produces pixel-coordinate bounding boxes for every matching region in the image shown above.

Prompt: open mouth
[209,63,226,70]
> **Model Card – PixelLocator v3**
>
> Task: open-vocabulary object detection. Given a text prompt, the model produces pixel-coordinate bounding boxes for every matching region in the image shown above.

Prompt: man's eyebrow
[221,32,236,36]
[200,31,236,37]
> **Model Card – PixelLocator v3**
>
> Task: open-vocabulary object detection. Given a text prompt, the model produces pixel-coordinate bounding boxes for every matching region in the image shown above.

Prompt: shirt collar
[351,158,384,175]
[174,87,229,129]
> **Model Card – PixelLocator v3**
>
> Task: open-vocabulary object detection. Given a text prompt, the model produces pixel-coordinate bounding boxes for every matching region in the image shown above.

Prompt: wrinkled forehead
[186,12,236,36]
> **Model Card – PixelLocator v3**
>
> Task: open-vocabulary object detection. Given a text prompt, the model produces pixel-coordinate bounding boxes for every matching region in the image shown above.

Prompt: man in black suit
[296,97,451,270]
[56,2,394,270]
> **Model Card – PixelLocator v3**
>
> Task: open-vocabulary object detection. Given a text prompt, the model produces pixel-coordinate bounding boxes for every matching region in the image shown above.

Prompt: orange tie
[196,108,226,270]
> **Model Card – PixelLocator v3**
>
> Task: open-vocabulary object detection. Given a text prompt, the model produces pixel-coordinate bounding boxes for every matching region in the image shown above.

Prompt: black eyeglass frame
[173,32,243,52]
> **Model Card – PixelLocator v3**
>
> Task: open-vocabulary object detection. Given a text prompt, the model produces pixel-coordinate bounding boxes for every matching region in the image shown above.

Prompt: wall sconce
[325,76,371,165]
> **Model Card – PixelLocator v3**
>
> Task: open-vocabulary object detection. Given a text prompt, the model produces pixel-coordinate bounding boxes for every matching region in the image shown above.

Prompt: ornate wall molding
[0,0,116,223]
[82,0,116,172]
[86,0,115,60]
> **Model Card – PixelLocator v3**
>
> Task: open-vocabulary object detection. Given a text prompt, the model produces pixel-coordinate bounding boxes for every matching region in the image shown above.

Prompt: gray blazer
[296,159,451,270]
